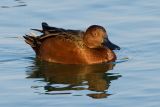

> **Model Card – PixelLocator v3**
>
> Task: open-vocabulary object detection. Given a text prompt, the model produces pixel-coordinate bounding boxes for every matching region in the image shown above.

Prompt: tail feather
[23,35,35,47]
[41,22,50,35]
[41,22,65,35]
[23,34,41,51]
[42,22,49,30]
[31,29,43,33]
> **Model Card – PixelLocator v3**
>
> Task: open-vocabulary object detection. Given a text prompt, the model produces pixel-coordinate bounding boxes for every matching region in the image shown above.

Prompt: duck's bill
[103,39,120,50]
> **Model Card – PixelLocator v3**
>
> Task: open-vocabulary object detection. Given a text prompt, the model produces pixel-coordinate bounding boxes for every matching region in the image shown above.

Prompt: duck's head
[83,25,120,50]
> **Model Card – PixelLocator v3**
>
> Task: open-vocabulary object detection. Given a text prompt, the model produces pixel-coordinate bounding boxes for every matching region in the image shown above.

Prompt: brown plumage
[24,22,120,64]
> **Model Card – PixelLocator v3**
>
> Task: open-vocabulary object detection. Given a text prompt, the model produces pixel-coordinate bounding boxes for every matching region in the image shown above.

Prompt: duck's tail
[23,22,62,53]
[23,33,41,54]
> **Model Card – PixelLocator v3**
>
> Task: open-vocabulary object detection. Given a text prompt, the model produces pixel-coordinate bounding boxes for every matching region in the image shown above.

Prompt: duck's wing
[32,22,83,36]
[24,22,84,53]
[31,22,64,35]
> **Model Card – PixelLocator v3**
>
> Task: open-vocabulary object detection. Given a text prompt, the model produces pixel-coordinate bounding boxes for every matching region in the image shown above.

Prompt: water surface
[0,0,160,107]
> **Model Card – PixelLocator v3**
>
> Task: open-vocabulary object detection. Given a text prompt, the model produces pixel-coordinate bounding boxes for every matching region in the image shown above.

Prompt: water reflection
[26,59,121,99]
[1,0,27,8]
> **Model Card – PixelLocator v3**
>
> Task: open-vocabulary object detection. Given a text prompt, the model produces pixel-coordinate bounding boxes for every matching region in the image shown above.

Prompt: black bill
[102,38,120,50]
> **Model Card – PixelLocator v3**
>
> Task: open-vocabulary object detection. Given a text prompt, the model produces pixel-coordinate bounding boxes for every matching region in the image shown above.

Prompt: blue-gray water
[0,0,160,107]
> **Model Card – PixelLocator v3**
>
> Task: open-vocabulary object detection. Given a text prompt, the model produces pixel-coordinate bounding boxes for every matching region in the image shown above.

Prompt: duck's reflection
[26,59,121,99]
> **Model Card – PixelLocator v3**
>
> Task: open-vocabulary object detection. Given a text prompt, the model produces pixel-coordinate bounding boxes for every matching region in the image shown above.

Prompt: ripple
[0,58,20,63]
[0,0,27,8]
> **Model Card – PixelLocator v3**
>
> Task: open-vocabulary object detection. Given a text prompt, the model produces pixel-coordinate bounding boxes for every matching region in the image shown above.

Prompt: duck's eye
[92,32,97,37]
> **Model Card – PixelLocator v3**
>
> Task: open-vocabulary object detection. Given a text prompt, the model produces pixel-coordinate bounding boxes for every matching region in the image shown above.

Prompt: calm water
[0,0,160,107]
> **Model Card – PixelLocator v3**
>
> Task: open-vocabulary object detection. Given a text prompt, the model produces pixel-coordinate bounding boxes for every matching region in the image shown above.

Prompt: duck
[23,22,120,64]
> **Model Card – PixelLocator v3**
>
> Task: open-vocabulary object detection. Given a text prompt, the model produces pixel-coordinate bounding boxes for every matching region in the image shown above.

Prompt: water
[0,0,160,107]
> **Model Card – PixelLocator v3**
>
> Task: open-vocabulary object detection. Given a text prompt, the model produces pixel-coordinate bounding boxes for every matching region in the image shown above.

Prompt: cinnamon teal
[23,22,120,64]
